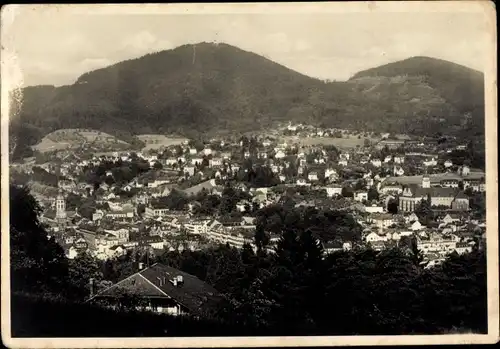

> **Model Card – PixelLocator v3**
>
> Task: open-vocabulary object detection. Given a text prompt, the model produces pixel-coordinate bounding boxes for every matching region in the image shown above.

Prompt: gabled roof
[89,263,222,314]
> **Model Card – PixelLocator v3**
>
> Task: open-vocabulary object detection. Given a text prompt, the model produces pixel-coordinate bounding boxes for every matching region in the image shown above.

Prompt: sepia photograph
[1,2,498,347]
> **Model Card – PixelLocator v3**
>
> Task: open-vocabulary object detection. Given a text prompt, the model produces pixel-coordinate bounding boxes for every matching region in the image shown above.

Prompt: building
[88,263,222,316]
[325,185,343,197]
[398,176,469,212]
[367,213,395,230]
[376,139,405,150]
[354,191,368,202]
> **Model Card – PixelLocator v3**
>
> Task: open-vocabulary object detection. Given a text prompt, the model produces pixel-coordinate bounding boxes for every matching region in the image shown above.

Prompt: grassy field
[33,129,129,153]
[281,135,380,149]
[137,134,189,151]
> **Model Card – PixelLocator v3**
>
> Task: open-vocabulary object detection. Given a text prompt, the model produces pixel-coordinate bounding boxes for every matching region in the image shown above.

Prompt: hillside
[350,56,484,134]
[10,43,485,159]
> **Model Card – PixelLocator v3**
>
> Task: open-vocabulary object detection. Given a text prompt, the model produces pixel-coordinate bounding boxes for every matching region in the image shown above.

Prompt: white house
[411,220,424,231]
[275,150,286,159]
[325,185,343,197]
[354,191,368,202]
[209,158,223,167]
[296,178,309,186]
[371,159,382,167]
[393,166,405,176]
[365,232,387,243]
[444,160,453,168]
[184,166,195,176]
[423,157,437,167]
[308,172,319,181]
[394,156,405,164]
[365,204,384,213]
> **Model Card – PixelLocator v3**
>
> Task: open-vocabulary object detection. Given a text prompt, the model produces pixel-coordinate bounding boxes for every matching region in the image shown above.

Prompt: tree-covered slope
[11,44,485,159]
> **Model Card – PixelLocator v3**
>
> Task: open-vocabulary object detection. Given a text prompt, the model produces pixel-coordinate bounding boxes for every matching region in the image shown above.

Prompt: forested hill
[11,42,485,158]
[350,56,484,131]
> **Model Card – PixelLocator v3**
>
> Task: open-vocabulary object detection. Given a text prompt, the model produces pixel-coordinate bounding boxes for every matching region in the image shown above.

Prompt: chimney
[172,278,178,286]
[89,278,95,298]
[138,262,144,270]
[177,275,184,285]
[157,276,162,286]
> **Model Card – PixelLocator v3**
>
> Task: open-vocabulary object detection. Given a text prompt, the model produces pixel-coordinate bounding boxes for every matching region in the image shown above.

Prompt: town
[10,122,486,270]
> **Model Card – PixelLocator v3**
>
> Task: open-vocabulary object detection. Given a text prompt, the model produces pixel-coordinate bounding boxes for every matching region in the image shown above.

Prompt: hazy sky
[1,3,492,87]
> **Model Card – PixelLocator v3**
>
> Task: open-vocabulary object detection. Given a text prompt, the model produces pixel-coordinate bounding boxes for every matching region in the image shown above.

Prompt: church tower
[56,190,67,220]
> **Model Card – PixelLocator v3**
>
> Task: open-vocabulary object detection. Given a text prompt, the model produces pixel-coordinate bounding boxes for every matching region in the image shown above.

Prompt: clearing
[137,134,189,151]
[33,129,129,153]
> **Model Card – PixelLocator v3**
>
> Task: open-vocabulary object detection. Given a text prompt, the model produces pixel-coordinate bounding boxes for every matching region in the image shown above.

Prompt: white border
[1,2,498,348]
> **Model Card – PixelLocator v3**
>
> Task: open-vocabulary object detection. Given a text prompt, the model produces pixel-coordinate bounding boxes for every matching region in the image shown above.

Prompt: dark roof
[406,186,460,198]
[454,191,468,200]
[92,263,221,314]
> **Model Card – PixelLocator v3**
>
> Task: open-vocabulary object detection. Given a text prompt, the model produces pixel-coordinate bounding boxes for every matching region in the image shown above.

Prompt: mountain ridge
[10,42,485,159]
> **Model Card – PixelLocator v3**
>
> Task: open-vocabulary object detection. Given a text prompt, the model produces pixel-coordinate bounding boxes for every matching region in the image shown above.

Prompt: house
[411,220,424,231]
[338,159,348,166]
[441,178,460,188]
[365,204,384,213]
[191,157,203,166]
[423,157,438,167]
[308,172,319,181]
[340,153,350,161]
[365,232,387,243]
[393,166,405,176]
[189,148,197,155]
[368,213,395,230]
[325,168,338,180]
[371,159,382,167]
[384,155,392,163]
[184,166,195,176]
[394,156,405,164]
[325,185,343,197]
[376,139,405,150]
[441,213,461,225]
[444,160,453,168]
[296,178,309,186]
[455,242,473,255]
[87,263,222,316]
[380,183,403,195]
[275,150,286,159]
[209,158,223,167]
[458,165,470,176]
[354,191,368,202]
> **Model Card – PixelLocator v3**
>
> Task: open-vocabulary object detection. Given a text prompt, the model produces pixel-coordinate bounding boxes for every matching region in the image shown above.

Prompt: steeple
[56,189,67,220]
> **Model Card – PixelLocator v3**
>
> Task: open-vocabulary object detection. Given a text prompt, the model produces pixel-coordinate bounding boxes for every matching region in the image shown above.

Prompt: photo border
[1,2,498,347]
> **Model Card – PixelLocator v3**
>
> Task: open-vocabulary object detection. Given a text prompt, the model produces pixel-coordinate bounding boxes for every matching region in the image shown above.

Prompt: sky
[1,3,493,87]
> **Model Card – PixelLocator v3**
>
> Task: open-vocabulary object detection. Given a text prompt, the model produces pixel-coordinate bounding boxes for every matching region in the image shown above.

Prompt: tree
[10,185,70,295]
[153,162,163,170]
[68,252,104,299]
[387,198,399,214]
[415,194,433,225]
[341,186,354,198]
[367,187,379,201]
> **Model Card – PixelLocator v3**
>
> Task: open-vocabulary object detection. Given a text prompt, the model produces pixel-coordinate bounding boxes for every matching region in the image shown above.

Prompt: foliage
[10,185,70,295]
[9,185,487,336]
